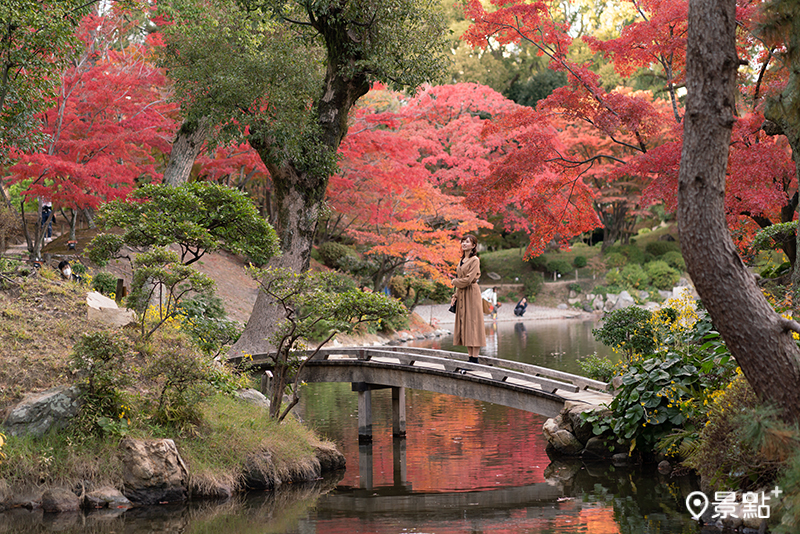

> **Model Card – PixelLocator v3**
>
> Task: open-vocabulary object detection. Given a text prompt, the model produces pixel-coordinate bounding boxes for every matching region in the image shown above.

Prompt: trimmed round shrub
[318,241,357,270]
[547,259,573,276]
[645,260,681,290]
[573,255,587,268]
[645,240,681,257]
[620,263,650,289]
[592,306,655,358]
[527,255,548,271]
[92,271,117,296]
[661,251,686,272]
[604,252,626,269]
[620,244,646,264]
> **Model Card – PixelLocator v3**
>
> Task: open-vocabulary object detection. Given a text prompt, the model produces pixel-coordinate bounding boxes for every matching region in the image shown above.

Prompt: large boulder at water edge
[119,438,189,505]
[41,488,81,513]
[243,442,347,490]
[3,385,81,437]
[542,402,615,458]
[315,443,346,472]
[542,416,583,456]
[83,486,132,509]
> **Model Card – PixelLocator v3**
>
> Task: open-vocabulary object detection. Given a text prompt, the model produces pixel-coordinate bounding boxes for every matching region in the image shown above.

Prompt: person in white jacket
[481,286,500,320]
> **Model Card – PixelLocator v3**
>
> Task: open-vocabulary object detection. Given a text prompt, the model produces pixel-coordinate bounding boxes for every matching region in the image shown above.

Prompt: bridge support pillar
[358,442,373,489]
[392,386,406,437]
[357,389,372,443]
[392,436,407,487]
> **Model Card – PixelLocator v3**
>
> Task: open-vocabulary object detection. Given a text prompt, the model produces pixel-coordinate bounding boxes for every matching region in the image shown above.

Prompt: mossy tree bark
[679,0,800,422]
[163,118,210,187]
[231,24,370,356]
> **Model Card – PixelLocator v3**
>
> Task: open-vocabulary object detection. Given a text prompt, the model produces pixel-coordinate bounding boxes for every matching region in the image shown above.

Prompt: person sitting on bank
[58,260,81,282]
[514,297,528,317]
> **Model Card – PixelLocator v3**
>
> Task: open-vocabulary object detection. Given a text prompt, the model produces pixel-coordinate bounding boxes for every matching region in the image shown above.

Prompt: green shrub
[428,282,453,303]
[527,255,548,271]
[547,259,573,276]
[143,333,232,430]
[593,307,655,358]
[623,244,646,264]
[573,255,587,268]
[577,354,617,382]
[683,374,768,490]
[620,263,650,289]
[91,271,117,296]
[605,268,622,287]
[524,275,542,299]
[604,252,627,269]
[568,282,582,293]
[70,332,132,437]
[661,251,686,271]
[593,285,608,296]
[645,240,681,257]
[761,261,792,279]
[645,260,681,290]
[317,241,358,270]
[178,293,242,357]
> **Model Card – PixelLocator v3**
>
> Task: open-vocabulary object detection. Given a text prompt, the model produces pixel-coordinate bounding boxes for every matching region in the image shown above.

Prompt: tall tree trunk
[763,79,800,283]
[230,58,370,356]
[163,117,209,187]
[679,0,800,421]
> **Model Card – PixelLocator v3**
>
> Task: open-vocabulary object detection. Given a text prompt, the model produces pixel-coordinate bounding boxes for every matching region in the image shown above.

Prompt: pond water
[5,319,704,533]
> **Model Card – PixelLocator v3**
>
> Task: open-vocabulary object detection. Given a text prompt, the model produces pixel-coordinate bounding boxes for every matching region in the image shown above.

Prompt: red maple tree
[462,0,797,260]
[327,85,493,289]
[6,8,177,242]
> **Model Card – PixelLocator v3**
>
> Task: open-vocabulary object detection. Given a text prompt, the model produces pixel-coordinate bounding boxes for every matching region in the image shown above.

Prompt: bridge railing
[246,345,609,395]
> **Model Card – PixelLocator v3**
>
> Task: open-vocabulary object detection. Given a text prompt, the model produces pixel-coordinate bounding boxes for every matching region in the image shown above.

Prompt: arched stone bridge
[240,346,612,442]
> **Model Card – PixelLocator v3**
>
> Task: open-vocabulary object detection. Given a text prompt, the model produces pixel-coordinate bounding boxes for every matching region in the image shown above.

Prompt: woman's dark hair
[461,234,478,259]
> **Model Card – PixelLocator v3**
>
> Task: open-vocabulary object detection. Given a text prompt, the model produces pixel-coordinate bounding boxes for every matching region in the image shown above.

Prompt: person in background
[482,286,500,320]
[58,260,81,282]
[40,199,53,242]
[451,234,485,363]
[514,297,528,317]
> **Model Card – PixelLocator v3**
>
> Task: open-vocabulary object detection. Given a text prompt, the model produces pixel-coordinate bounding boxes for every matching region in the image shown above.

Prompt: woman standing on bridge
[451,234,485,362]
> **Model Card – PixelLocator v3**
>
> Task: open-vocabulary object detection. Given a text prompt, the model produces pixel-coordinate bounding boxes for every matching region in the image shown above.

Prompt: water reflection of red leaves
[337,390,552,491]
[314,506,620,534]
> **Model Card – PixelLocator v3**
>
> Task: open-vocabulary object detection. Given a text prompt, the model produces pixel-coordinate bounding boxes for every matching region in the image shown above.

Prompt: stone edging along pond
[0,387,346,515]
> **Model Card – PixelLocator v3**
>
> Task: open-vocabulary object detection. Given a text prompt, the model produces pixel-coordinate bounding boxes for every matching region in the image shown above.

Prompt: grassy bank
[0,260,339,496]
[1,394,331,494]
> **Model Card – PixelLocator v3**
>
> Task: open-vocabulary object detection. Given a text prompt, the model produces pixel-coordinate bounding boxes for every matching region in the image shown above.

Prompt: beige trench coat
[452,256,486,347]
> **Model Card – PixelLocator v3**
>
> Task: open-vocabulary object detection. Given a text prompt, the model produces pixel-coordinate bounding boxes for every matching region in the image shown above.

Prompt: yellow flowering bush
[683,373,775,490]
[586,292,738,457]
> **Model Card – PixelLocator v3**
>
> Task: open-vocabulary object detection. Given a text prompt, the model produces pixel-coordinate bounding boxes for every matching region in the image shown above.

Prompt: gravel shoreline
[413,303,596,326]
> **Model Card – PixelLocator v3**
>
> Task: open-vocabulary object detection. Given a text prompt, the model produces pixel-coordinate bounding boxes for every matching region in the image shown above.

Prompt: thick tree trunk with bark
[763,76,800,284]
[163,118,209,187]
[230,45,370,356]
[679,0,800,422]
